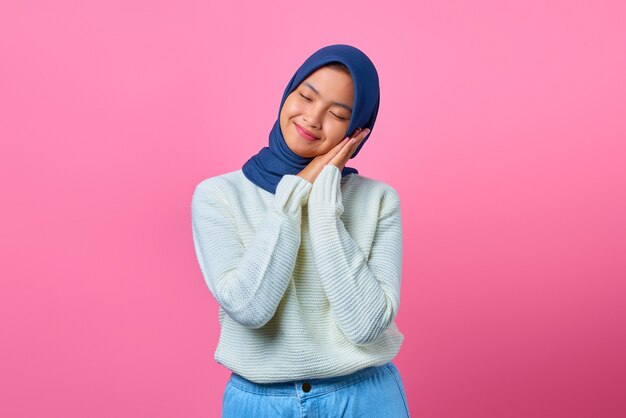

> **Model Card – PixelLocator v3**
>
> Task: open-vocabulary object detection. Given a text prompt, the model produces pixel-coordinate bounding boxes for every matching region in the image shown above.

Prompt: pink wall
[1,1,625,417]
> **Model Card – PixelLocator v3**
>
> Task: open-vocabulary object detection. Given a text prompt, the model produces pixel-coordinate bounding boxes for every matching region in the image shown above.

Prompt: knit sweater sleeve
[191,174,312,329]
[307,164,403,345]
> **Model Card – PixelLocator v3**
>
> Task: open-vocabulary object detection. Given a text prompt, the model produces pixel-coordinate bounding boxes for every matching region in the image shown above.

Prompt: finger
[332,142,354,166]
[333,131,364,156]
[335,136,352,151]
[324,136,351,163]
[348,139,360,155]
[342,138,360,156]
[348,129,369,149]
[351,127,362,138]
[331,133,362,166]
[349,129,369,153]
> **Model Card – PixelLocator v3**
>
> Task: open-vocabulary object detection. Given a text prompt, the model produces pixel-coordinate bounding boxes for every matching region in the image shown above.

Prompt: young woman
[192,44,409,417]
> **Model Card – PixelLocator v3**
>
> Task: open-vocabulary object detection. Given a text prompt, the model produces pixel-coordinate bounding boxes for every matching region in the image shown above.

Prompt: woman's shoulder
[191,170,258,209]
[348,172,400,202]
[193,169,248,195]
[343,173,401,221]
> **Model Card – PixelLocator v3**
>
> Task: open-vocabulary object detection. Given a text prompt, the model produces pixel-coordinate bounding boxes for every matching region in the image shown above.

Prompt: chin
[294,148,316,158]
[285,139,310,158]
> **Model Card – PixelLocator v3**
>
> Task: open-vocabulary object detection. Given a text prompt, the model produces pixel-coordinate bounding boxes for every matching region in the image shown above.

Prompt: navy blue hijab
[242,44,380,194]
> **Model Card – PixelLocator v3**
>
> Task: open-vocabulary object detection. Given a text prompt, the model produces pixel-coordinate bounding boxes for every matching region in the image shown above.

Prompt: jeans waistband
[228,362,393,398]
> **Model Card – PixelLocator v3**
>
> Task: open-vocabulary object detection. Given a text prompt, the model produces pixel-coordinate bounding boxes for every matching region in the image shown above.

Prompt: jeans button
[302,382,311,392]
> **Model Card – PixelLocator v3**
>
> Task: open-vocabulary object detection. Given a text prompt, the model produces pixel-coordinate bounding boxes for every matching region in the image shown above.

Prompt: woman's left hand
[328,128,370,171]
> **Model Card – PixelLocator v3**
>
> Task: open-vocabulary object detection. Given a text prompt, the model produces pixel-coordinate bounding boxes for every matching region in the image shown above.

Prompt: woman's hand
[328,127,370,172]
[296,128,370,184]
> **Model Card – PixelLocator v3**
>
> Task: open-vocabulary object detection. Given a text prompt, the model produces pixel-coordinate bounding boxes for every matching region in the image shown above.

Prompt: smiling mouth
[295,123,319,141]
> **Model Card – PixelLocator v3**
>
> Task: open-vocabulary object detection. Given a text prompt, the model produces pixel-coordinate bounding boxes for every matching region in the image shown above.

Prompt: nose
[302,104,323,129]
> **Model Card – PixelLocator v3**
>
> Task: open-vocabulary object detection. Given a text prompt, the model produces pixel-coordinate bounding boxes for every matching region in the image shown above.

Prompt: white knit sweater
[191,164,404,383]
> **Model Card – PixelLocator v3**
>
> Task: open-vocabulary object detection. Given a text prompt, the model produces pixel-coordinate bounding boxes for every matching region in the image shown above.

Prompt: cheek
[281,97,305,119]
[325,122,349,142]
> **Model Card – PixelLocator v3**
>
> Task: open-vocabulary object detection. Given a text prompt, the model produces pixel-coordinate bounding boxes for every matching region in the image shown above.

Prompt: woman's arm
[307,165,403,345]
[191,174,312,329]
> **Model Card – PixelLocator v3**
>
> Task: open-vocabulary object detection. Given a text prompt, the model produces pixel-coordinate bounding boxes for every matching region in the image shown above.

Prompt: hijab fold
[242,44,380,194]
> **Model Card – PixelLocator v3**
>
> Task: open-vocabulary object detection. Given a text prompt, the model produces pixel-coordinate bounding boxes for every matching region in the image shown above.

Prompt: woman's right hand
[296,128,366,184]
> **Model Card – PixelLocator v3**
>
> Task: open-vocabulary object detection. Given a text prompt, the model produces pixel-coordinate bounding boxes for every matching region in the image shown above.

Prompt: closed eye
[300,93,348,121]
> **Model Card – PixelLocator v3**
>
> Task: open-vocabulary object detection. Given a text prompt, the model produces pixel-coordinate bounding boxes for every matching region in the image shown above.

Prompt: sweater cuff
[308,164,343,215]
[274,174,313,216]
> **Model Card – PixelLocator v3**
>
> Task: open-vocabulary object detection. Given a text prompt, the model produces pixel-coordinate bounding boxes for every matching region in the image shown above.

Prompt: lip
[295,123,319,141]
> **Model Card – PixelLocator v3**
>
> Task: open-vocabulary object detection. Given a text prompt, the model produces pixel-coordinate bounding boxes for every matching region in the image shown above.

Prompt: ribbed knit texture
[191,164,404,383]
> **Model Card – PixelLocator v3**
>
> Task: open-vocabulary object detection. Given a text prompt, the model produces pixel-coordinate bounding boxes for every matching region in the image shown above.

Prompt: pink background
[1,1,625,417]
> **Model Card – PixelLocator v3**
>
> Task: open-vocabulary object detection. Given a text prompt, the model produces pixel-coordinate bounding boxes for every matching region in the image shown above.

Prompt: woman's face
[280,66,354,158]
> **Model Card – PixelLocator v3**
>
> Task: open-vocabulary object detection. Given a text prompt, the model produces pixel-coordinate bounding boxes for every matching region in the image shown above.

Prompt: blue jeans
[222,362,410,417]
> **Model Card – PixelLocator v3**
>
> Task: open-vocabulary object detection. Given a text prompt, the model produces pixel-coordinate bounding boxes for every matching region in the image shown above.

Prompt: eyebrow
[303,82,353,113]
